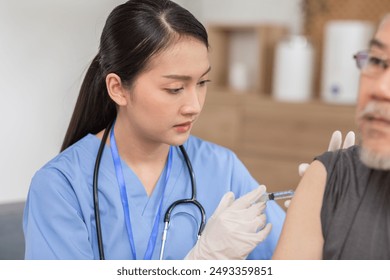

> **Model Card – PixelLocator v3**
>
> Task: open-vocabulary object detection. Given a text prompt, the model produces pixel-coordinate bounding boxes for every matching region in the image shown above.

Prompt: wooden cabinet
[191,89,356,194]
[207,24,287,95]
[197,23,357,197]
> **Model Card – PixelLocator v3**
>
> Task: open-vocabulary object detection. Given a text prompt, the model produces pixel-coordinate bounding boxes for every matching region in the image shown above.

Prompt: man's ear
[106,73,128,106]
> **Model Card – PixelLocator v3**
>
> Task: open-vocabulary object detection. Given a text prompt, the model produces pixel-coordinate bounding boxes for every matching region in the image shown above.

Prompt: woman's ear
[106,73,128,106]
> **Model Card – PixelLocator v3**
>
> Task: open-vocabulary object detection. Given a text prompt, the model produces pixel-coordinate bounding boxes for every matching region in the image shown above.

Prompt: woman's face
[120,37,210,147]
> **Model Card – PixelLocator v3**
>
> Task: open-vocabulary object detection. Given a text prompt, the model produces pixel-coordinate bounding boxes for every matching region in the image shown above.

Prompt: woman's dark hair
[61,0,208,151]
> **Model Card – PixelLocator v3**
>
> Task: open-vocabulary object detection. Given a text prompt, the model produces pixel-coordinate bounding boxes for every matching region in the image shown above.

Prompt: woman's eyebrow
[162,66,211,81]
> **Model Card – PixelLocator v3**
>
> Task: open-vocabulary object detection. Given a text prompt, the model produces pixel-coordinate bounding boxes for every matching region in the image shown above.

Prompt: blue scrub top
[23,134,285,259]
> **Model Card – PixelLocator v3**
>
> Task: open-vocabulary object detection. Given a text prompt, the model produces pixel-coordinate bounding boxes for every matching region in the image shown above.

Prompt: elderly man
[273,14,390,260]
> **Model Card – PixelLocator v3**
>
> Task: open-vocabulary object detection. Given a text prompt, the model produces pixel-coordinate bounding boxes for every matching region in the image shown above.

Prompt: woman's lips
[174,122,192,133]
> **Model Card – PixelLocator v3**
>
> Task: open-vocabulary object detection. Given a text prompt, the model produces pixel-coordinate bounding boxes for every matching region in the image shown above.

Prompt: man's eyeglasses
[353,50,389,77]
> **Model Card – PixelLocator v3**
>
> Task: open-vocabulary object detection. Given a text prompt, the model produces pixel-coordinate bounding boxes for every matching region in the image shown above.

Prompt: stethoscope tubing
[164,146,206,236]
[159,145,206,260]
[93,120,206,260]
[93,120,114,260]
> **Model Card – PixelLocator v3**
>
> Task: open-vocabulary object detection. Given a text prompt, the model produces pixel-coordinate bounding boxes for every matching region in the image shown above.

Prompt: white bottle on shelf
[228,62,249,92]
[272,35,314,102]
[321,20,374,105]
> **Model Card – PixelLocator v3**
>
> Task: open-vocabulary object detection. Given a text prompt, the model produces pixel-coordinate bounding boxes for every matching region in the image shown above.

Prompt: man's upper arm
[272,160,327,259]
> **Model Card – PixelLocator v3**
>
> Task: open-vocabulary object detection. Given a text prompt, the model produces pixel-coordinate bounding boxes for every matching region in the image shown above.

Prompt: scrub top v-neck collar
[109,126,172,260]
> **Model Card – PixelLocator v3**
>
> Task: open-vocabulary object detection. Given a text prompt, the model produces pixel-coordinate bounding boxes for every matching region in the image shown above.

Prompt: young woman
[23,0,285,260]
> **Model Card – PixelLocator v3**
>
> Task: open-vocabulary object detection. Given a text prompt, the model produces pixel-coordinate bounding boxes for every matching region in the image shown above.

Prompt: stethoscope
[93,120,206,260]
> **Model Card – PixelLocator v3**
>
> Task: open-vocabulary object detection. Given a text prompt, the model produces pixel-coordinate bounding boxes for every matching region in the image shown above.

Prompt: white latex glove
[284,130,356,208]
[185,185,272,260]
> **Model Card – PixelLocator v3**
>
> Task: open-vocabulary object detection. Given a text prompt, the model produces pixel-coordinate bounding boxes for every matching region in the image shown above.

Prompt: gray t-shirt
[316,145,390,259]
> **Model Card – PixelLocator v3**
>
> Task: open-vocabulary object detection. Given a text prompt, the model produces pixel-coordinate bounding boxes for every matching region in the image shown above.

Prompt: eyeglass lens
[354,50,388,77]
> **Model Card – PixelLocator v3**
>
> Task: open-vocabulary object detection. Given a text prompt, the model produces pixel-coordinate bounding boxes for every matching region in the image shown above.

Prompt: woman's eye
[198,79,211,87]
[166,87,184,94]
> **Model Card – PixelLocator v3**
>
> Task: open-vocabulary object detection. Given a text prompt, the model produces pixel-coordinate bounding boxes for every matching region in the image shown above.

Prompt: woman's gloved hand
[284,130,355,208]
[185,185,272,260]
[298,130,355,177]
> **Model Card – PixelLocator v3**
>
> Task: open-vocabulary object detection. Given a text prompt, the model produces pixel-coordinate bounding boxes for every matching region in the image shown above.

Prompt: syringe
[258,190,295,202]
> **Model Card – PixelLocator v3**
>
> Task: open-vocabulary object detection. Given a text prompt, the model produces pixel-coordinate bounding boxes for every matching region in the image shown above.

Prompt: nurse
[23,0,284,260]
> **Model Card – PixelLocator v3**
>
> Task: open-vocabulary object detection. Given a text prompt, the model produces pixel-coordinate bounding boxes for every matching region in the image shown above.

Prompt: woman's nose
[181,89,202,115]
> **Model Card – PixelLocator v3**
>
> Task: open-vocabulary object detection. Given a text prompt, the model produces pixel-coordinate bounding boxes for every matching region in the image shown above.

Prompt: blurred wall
[0,0,123,204]
[176,0,303,34]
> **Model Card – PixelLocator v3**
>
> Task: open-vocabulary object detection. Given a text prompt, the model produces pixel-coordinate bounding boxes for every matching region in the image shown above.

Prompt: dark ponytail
[61,0,208,151]
[61,55,116,151]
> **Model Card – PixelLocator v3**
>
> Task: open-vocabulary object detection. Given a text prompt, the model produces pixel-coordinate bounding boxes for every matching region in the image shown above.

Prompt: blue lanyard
[109,127,172,260]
